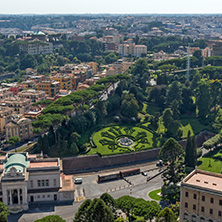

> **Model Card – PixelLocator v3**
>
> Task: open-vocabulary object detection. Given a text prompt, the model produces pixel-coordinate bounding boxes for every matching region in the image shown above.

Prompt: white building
[0,153,74,213]
[133,45,147,57]
[19,41,53,55]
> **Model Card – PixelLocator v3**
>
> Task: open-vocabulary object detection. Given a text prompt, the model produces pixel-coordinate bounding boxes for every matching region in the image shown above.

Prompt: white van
[74,178,83,184]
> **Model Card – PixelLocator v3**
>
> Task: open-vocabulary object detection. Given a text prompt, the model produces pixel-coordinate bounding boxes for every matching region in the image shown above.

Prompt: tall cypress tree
[190,135,197,168]
[185,131,192,167]
[185,131,197,168]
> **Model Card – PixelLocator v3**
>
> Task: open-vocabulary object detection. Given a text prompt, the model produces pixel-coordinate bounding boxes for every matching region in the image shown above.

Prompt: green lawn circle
[148,189,161,201]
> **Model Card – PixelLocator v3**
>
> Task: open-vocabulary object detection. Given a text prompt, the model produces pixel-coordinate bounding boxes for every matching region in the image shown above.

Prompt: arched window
[200,217,205,222]
[192,215,197,222]
[184,213,188,220]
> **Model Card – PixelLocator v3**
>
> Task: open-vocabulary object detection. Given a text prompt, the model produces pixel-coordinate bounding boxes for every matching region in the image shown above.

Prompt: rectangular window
[46,180,49,186]
[30,180,33,188]
[210,209,213,215]
[220,200,222,206]
[219,211,222,217]
[42,180,45,187]
[201,206,204,212]
[193,204,196,210]
[54,179,56,186]
[193,194,197,199]
[185,192,188,197]
[202,196,205,201]
[210,198,214,203]
[37,180,41,187]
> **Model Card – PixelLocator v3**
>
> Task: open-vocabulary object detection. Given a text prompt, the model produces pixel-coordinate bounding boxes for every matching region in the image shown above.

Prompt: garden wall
[62,131,213,174]
[62,147,161,174]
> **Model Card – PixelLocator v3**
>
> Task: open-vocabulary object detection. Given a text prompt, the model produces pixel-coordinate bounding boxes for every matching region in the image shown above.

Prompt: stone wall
[62,131,213,174]
[62,148,161,174]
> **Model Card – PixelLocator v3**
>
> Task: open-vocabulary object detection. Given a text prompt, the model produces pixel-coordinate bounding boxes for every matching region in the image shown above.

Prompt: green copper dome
[3,153,30,172]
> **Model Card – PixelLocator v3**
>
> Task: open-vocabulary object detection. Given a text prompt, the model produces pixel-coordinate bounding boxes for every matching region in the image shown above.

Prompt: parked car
[74,178,83,184]
[141,171,147,176]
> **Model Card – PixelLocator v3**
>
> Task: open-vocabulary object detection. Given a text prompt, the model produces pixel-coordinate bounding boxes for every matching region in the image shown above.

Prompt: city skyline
[0,0,222,14]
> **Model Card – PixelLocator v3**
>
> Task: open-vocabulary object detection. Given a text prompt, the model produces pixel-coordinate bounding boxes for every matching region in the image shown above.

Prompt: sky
[0,0,222,14]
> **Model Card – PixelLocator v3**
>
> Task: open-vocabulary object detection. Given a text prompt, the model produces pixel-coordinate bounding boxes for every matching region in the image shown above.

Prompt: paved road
[9,161,163,222]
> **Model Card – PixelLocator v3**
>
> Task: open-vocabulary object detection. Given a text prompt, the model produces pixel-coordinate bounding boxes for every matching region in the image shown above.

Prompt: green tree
[34,215,65,222]
[116,196,136,221]
[9,136,21,145]
[181,87,194,114]
[121,94,139,118]
[91,199,114,222]
[71,132,81,143]
[74,199,92,222]
[185,131,197,168]
[159,138,185,202]
[196,80,211,119]
[48,126,55,147]
[70,142,79,156]
[193,50,203,67]
[0,201,9,222]
[162,108,173,132]
[156,207,176,222]
[167,81,181,105]
[100,193,116,214]
[170,100,180,120]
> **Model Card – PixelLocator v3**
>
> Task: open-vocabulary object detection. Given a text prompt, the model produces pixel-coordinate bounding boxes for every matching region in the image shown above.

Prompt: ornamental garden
[88,126,160,156]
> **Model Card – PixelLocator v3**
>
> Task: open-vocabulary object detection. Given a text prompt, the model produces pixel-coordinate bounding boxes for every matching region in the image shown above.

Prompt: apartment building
[118,43,135,56]
[180,169,222,222]
[133,45,147,57]
[50,74,73,90]
[88,62,97,75]
[36,80,60,97]
[17,89,46,103]
[5,114,33,141]
[0,97,31,115]
[19,40,53,55]
[0,88,14,99]
[0,153,74,212]
[0,107,13,133]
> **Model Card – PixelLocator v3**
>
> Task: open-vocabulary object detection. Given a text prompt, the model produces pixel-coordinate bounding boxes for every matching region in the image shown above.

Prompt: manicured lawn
[88,126,160,156]
[198,146,222,174]
[149,189,161,201]
[180,123,194,138]
[142,103,148,113]
[180,118,211,135]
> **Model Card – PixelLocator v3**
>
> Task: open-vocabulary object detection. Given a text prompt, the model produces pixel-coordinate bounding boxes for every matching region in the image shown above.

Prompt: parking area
[73,166,162,200]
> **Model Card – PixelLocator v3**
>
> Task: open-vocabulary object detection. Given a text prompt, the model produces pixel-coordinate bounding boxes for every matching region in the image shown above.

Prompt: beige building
[133,45,147,57]
[5,115,33,141]
[0,97,31,115]
[0,107,14,133]
[50,74,73,90]
[0,153,74,213]
[17,89,46,103]
[36,80,60,98]
[209,40,222,56]
[0,88,14,100]
[180,169,222,222]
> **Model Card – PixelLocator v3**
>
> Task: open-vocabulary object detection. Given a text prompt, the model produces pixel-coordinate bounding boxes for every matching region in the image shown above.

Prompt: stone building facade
[0,153,74,213]
[180,169,222,222]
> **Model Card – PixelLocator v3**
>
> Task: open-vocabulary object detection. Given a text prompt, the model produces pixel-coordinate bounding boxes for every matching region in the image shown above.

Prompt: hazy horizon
[1,0,222,15]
